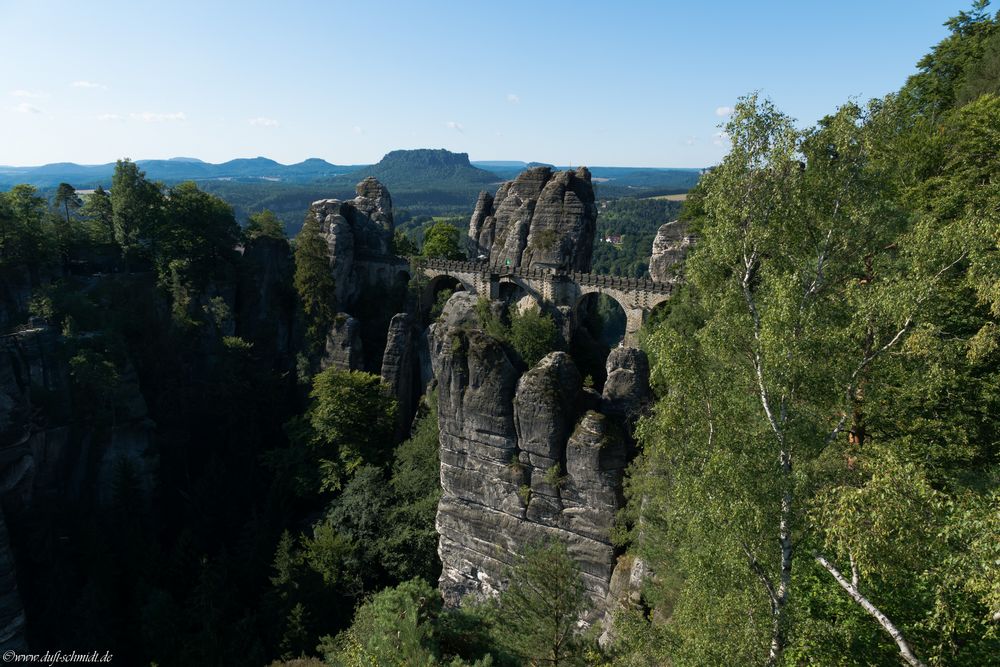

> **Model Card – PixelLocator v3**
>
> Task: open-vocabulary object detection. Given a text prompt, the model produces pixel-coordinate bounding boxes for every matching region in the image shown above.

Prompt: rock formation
[0,326,157,509]
[237,235,299,365]
[431,293,632,623]
[602,346,651,422]
[0,324,157,649]
[308,177,394,308]
[381,312,416,437]
[0,510,26,651]
[321,313,364,371]
[648,220,694,282]
[468,166,597,271]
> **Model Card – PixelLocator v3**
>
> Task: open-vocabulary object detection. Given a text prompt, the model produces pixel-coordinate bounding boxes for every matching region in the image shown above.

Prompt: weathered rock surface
[648,220,693,282]
[0,326,157,650]
[469,166,597,272]
[602,347,651,420]
[599,553,650,646]
[308,177,394,308]
[0,326,156,510]
[0,509,26,651]
[237,236,298,365]
[321,313,364,371]
[381,312,415,437]
[432,293,627,623]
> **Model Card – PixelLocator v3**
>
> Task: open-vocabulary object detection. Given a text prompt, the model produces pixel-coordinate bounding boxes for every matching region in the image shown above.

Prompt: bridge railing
[409,257,675,295]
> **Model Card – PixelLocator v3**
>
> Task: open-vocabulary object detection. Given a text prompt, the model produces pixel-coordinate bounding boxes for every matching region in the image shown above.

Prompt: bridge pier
[624,309,646,347]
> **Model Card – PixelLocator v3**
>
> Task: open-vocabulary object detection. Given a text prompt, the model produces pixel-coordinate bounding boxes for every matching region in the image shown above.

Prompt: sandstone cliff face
[469,167,597,271]
[308,177,394,308]
[0,326,157,649]
[0,510,26,651]
[237,236,298,365]
[381,312,416,438]
[602,346,651,422]
[431,293,633,622]
[648,220,694,282]
[321,314,364,372]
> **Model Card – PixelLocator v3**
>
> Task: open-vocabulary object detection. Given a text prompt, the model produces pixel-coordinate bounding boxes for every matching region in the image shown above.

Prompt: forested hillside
[622,3,1000,664]
[0,3,997,666]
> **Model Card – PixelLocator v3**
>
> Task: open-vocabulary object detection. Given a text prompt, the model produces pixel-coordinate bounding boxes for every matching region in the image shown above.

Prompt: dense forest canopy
[0,3,997,666]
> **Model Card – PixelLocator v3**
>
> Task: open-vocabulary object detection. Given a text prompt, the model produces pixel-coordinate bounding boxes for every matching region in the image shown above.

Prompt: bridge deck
[411,257,674,295]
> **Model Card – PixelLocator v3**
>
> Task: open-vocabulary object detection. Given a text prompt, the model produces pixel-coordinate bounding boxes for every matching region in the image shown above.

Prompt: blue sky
[0,0,978,167]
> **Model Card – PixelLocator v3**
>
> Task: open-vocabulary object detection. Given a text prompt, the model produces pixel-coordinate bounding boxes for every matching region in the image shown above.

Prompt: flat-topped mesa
[469,166,597,272]
[307,176,395,308]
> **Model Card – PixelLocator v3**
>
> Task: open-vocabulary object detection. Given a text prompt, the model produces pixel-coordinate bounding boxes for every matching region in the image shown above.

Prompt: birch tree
[624,95,969,665]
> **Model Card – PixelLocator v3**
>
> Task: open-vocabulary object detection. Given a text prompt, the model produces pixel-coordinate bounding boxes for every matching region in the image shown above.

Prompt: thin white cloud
[10,90,46,99]
[97,113,125,122]
[445,120,464,132]
[506,93,520,104]
[14,102,42,114]
[715,105,734,117]
[130,111,186,122]
[248,117,279,127]
[352,126,364,135]
[71,80,108,90]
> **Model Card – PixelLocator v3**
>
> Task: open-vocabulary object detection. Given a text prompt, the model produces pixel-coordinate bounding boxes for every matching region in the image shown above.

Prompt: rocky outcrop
[599,553,650,646]
[0,509,26,651]
[648,220,693,282]
[0,326,156,510]
[321,314,363,371]
[432,293,627,623]
[0,266,35,332]
[308,177,394,308]
[602,347,650,421]
[381,313,415,437]
[0,325,157,650]
[469,166,597,272]
[237,236,298,365]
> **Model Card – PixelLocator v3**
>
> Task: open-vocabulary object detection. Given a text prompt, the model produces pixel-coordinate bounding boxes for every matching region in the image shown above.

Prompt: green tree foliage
[474,297,560,368]
[110,158,162,262]
[294,211,337,351]
[903,0,999,115]
[507,304,559,368]
[320,577,500,667]
[320,578,440,667]
[590,198,682,277]
[79,184,114,243]
[53,182,82,225]
[392,229,419,256]
[308,368,397,482]
[958,29,1000,103]
[421,221,465,260]
[159,182,240,277]
[492,541,588,667]
[246,209,287,241]
[0,184,54,265]
[621,80,999,667]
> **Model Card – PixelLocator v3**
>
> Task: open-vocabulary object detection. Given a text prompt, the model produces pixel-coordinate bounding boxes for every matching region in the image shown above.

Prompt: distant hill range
[0,156,359,188]
[1,149,701,231]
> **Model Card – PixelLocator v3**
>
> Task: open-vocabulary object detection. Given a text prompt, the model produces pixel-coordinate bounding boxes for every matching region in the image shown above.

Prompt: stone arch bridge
[356,255,675,345]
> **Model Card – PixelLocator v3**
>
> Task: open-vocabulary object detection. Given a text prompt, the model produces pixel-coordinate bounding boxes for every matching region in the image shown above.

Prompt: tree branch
[742,542,777,612]
[815,553,927,667]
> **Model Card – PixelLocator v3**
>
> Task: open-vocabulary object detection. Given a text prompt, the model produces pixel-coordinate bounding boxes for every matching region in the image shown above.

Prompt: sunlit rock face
[469,166,597,272]
[648,219,693,282]
[430,293,639,625]
[308,177,395,308]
